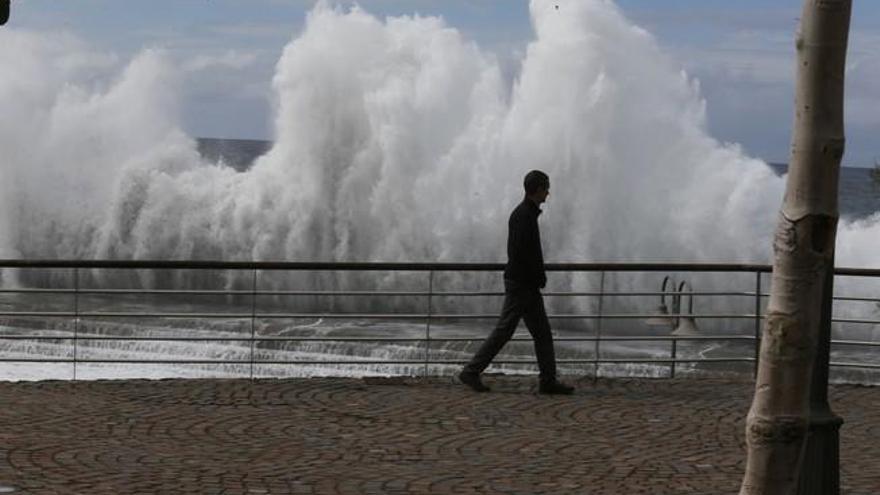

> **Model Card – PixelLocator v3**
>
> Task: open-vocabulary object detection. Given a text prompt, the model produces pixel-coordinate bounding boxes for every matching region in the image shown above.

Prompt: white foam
[0,0,798,267]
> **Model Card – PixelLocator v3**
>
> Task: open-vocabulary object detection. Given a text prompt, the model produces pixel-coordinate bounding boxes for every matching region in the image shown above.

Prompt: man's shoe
[458,371,490,392]
[539,380,575,395]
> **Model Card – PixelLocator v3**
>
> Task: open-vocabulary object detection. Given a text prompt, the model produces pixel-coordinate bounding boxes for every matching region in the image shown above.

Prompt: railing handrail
[1,259,878,276]
[0,259,773,272]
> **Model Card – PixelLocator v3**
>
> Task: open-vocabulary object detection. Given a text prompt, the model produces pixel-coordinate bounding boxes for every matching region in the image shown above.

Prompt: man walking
[459,170,574,395]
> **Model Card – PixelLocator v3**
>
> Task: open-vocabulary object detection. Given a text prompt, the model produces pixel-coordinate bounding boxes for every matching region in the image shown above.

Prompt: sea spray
[0,1,787,267]
[0,0,876,328]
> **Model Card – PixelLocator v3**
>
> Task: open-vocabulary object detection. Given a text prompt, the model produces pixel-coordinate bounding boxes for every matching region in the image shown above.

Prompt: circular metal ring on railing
[645,276,678,328]
[673,281,700,336]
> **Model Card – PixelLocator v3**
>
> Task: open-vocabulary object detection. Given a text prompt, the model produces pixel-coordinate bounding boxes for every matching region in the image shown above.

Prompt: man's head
[523,170,550,205]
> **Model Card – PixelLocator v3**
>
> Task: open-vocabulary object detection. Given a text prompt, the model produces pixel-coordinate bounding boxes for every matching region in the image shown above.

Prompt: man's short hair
[523,170,549,194]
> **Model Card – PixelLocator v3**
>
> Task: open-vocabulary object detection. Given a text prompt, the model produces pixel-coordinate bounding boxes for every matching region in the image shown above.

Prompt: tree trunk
[740,1,852,494]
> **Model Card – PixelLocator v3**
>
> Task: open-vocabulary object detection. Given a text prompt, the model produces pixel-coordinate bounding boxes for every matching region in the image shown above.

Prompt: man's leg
[523,290,574,394]
[462,291,523,376]
[521,290,558,383]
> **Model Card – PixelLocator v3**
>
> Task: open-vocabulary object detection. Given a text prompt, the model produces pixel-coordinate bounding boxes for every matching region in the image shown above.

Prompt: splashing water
[0,0,878,270]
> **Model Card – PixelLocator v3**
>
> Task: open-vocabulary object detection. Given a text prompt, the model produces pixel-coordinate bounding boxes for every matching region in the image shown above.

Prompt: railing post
[754,270,762,378]
[249,268,257,380]
[669,280,681,379]
[424,270,434,377]
[594,270,605,381]
[73,268,79,381]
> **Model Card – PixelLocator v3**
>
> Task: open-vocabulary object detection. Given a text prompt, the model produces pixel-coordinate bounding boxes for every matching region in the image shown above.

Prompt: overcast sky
[8,0,880,166]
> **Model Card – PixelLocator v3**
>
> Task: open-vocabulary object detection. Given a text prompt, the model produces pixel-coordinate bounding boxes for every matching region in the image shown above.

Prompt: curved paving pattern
[0,376,877,494]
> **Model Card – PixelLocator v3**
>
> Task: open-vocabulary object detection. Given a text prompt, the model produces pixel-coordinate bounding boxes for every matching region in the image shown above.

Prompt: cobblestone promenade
[0,376,878,494]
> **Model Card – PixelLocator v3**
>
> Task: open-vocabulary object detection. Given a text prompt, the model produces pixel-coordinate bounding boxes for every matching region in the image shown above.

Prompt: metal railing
[0,260,879,380]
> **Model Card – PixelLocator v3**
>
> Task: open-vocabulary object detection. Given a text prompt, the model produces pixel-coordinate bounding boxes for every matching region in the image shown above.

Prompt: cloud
[669,30,793,86]
[673,26,880,165]
[184,50,260,72]
[206,22,298,39]
[639,28,795,162]
[622,5,800,33]
[845,32,880,128]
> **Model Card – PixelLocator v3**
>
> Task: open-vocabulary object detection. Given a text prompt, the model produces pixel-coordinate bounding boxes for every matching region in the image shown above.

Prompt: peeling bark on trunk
[740,1,852,494]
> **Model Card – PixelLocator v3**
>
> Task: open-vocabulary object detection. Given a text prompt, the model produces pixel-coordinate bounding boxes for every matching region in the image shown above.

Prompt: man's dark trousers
[463,280,557,382]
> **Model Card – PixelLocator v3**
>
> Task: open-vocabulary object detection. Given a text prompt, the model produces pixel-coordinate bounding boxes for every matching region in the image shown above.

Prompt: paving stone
[0,376,877,493]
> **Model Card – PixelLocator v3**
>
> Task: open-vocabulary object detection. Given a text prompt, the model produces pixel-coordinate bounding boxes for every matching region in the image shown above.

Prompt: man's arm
[528,215,547,288]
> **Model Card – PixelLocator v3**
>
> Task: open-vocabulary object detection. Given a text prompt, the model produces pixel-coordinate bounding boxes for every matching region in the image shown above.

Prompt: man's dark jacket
[503,198,546,289]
